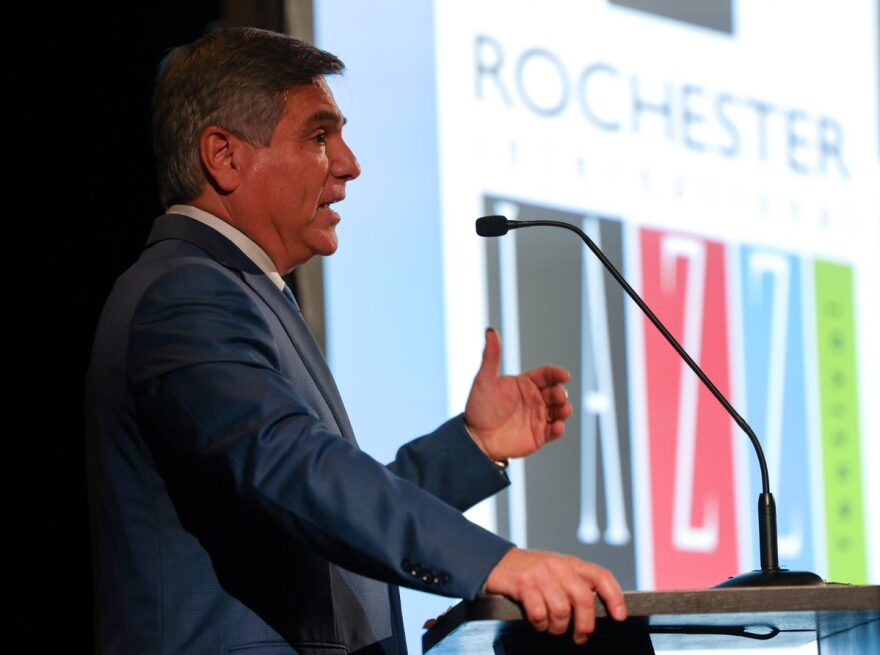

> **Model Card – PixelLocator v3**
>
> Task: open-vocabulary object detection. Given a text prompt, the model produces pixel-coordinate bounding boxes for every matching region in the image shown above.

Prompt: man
[87,27,627,655]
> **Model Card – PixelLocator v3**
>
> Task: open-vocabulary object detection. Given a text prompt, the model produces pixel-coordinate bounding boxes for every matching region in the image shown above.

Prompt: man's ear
[199,126,249,194]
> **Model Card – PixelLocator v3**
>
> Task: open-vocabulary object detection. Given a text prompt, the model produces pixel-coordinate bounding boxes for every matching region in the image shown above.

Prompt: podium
[422,585,879,653]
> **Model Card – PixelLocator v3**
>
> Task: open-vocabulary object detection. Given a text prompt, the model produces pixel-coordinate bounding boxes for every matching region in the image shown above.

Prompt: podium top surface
[423,584,880,653]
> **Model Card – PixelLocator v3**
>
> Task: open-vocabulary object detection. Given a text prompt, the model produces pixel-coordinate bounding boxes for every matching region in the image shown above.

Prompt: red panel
[641,228,738,589]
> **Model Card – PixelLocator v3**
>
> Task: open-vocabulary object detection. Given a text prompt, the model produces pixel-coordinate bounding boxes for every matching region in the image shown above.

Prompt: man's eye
[314,132,327,145]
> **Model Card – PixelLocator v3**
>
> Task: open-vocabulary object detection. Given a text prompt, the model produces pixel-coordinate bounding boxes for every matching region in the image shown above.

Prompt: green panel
[815,261,866,583]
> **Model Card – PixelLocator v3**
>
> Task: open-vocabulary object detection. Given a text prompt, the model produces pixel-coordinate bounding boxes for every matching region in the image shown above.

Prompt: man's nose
[332,139,361,181]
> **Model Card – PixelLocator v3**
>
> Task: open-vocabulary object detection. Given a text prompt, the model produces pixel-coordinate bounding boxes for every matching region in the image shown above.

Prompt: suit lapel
[241,269,357,443]
[145,214,357,442]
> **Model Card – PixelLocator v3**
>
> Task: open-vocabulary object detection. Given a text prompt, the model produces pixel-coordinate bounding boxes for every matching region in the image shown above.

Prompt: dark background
[72,2,223,648]
[65,4,309,648]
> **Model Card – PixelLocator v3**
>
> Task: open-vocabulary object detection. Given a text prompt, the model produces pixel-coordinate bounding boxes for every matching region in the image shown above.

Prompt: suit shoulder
[132,258,272,339]
[138,257,251,303]
[126,239,243,293]
[125,262,283,383]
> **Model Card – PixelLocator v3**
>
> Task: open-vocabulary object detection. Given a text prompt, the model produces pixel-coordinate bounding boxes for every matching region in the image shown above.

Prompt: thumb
[477,328,502,381]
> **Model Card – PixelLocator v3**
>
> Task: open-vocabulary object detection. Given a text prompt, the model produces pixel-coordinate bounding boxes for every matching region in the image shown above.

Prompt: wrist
[463,420,509,472]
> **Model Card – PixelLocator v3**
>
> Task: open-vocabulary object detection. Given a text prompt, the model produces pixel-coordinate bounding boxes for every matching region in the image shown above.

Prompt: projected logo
[640,229,738,588]
[738,249,816,575]
[484,197,867,589]
[609,0,733,35]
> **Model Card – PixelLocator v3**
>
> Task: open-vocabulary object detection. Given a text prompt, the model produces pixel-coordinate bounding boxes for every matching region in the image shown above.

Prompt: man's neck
[166,204,287,291]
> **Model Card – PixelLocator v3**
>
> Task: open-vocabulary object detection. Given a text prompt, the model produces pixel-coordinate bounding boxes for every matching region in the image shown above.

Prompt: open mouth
[317,199,343,222]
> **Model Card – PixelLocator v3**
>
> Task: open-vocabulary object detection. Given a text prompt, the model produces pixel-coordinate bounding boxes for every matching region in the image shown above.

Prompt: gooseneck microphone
[476,214,824,588]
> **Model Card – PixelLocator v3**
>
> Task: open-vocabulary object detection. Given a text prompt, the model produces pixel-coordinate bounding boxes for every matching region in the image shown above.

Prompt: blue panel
[316,0,447,461]
[740,247,814,573]
[316,2,456,653]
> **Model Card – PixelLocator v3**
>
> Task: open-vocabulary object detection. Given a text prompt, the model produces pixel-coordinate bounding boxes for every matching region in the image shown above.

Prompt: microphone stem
[514,219,771,497]
[759,492,779,572]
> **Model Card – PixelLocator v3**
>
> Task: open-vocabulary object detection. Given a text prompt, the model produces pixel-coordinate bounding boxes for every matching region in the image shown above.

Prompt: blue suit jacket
[86,214,513,655]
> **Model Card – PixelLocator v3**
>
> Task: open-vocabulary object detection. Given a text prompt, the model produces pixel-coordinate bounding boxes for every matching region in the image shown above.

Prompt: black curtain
[72,2,223,649]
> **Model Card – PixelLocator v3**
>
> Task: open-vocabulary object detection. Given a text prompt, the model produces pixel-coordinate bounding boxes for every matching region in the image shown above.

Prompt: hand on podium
[485,548,628,645]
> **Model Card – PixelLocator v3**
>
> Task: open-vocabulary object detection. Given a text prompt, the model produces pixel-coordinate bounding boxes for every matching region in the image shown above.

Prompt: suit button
[440,574,450,584]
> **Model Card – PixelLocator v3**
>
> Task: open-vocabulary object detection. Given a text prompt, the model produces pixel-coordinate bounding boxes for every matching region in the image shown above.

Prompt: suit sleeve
[387,416,510,512]
[127,263,513,601]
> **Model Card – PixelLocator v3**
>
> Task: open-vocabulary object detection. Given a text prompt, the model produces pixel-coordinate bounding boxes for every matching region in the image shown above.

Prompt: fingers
[542,572,571,636]
[540,384,569,407]
[540,384,573,442]
[523,574,569,636]
[485,550,628,645]
[526,365,571,388]
[545,419,567,442]
[565,573,596,644]
[476,328,502,382]
[579,561,628,622]
[520,586,550,632]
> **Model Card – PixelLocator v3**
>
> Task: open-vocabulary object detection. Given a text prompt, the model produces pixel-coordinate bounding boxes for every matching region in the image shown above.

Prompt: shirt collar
[167,204,286,291]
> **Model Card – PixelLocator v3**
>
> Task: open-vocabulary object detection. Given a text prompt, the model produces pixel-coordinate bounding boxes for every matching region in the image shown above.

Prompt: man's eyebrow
[305,109,347,127]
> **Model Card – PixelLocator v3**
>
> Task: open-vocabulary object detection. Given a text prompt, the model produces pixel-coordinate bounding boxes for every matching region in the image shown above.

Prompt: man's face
[237,77,360,272]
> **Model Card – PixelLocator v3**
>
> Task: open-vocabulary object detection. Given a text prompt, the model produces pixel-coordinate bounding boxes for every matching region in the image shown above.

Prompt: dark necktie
[279,282,395,648]
[281,284,302,313]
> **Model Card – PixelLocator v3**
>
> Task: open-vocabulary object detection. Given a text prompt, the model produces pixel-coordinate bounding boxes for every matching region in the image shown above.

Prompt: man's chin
[311,234,339,258]
[280,235,339,272]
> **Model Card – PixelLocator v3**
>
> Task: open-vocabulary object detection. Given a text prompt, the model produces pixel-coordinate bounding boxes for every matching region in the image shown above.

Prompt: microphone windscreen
[476,215,509,237]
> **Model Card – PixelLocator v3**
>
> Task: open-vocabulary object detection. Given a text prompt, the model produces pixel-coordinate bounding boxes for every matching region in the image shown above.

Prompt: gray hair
[152,27,344,207]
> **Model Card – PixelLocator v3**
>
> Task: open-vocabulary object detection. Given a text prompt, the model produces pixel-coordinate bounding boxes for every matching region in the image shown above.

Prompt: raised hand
[464,328,573,461]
